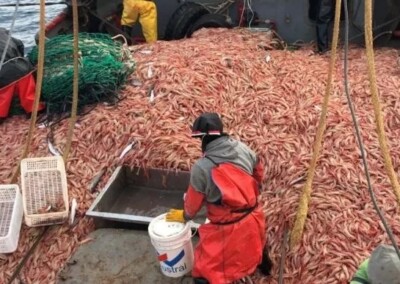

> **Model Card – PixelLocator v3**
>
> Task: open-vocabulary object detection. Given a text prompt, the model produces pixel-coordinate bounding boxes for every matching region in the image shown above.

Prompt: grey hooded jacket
[190,136,259,203]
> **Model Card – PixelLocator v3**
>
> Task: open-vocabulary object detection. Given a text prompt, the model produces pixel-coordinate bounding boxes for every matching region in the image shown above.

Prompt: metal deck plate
[58,228,197,284]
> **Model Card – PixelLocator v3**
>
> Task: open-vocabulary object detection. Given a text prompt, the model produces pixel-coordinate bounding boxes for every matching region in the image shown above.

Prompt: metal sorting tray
[87,166,206,229]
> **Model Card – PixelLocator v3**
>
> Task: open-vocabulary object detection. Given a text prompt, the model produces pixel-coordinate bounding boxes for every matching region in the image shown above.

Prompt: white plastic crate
[21,156,69,227]
[0,185,23,253]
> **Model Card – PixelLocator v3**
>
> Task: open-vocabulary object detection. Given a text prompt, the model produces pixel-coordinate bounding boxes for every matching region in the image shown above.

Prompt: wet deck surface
[58,228,197,284]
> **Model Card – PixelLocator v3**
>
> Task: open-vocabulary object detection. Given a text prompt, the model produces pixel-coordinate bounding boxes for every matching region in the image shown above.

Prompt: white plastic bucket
[148,213,194,278]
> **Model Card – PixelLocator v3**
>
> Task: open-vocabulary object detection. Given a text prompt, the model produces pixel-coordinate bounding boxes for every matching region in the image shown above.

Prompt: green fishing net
[26,33,135,114]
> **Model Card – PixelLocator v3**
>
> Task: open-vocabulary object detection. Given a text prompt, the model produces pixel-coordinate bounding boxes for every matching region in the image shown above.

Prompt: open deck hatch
[87,166,205,228]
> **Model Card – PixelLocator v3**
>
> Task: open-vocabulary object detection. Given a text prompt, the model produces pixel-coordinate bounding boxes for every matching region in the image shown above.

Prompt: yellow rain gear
[121,0,158,43]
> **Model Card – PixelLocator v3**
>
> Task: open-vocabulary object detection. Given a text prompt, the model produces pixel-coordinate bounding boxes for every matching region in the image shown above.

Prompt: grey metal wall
[232,0,316,43]
[94,0,400,44]
[229,0,400,45]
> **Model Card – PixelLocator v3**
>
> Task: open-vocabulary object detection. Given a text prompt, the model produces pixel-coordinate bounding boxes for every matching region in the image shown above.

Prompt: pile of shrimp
[1,28,400,283]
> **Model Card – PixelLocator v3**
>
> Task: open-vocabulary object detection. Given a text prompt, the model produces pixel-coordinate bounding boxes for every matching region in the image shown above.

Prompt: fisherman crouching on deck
[165,112,273,284]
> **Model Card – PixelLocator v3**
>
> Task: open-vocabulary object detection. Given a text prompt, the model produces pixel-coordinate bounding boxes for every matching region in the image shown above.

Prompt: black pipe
[348,14,400,42]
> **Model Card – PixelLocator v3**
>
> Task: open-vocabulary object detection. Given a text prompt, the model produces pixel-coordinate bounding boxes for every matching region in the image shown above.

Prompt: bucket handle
[189,217,210,236]
[191,227,198,237]
[188,221,199,237]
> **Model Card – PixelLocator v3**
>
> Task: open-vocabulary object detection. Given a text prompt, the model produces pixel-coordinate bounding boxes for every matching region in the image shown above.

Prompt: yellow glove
[165,209,185,223]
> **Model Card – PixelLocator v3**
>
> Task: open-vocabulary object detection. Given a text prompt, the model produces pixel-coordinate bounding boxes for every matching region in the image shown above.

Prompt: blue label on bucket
[158,250,188,274]
[161,250,185,267]
[164,250,185,267]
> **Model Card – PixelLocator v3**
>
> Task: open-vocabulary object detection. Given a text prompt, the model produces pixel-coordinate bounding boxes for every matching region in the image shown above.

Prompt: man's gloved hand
[165,209,185,223]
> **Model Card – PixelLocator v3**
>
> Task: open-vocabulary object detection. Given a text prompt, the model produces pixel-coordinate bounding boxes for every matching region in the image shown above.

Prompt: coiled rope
[10,0,46,183]
[290,0,400,260]
[343,0,400,260]
[7,0,80,282]
[62,0,80,162]
[289,0,342,248]
[364,0,400,208]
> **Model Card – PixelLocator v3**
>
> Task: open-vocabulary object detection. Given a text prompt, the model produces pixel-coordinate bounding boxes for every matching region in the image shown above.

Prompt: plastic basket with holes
[0,184,23,253]
[21,156,69,227]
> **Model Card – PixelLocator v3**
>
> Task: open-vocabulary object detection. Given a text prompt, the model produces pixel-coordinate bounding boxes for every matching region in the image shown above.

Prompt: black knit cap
[191,112,223,138]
